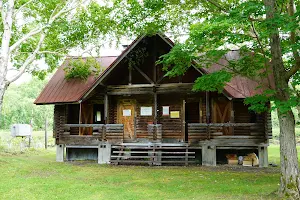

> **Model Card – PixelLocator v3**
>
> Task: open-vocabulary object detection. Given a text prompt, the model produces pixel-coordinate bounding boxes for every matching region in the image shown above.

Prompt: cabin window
[123,109,131,116]
[162,106,170,116]
[95,111,101,122]
[140,107,152,116]
[93,104,104,124]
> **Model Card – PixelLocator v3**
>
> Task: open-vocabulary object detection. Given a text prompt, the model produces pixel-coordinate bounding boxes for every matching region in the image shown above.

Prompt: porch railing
[63,124,124,142]
[188,123,268,145]
[147,124,162,142]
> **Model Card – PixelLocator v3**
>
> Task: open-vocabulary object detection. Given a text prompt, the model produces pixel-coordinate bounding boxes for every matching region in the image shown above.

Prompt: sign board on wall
[141,107,152,116]
[170,111,180,118]
[162,106,170,116]
[123,109,131,116]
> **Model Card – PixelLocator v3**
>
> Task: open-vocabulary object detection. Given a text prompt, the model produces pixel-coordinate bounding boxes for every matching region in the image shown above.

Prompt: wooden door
[212,97,232,135]
[117,99,135,140]
[80,102,93,135]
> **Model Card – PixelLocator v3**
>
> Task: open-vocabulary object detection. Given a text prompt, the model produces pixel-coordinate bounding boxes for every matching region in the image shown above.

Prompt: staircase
[110,143,197,166]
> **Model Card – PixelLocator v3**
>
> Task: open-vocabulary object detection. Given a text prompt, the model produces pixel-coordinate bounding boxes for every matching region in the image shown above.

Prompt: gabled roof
[35,34,274,105]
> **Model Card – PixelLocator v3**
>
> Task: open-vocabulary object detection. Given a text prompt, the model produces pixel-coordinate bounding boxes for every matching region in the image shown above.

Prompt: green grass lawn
[0,146,296,200]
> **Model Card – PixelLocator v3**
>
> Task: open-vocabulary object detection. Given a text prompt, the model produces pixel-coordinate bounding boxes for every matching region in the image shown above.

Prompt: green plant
[64,58,102,80]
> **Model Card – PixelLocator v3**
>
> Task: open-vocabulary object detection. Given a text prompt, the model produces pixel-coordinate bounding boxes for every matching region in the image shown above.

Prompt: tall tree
[0,0,116,117]
[114,0,300,198]
[154,0,300,198]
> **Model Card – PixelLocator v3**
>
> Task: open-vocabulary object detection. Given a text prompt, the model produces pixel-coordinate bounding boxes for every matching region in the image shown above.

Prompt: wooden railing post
[103,125,106,141]
[208,124,211,140]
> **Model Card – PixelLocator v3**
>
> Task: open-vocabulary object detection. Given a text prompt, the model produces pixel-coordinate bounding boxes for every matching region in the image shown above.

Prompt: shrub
[64,57,101,80]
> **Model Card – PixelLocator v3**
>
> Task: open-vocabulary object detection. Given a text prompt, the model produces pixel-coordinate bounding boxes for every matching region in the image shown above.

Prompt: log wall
[54,105,67,144]
[159,95,183,141]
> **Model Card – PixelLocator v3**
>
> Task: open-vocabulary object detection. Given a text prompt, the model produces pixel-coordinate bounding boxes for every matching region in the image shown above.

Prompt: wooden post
[104,94,108,124]
[199,98,202,123]
[205,92,210,123]
[153,36,157,83]
[134,111,137,139]
[154,92,158,124]
[79,103,82,124]
[129,67,132,85]
[182,99,186,142]
[206,92,210,139]
[230,101,234,135]
[45,119,48,149]
[185,144,188,166]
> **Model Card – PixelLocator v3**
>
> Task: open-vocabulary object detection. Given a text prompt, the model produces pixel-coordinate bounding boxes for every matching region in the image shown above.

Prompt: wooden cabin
[35,33,272,167]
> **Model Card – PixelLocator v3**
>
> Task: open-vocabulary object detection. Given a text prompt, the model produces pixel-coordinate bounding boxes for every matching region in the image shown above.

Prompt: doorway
[117,99,136,140]
[185,102,200,142]
[212,97,232,135]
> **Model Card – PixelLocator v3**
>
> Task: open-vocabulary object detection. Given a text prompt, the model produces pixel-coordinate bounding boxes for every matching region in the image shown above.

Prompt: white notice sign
[141,107,152,116]
[123,109,131,116]
[162,106,169,116]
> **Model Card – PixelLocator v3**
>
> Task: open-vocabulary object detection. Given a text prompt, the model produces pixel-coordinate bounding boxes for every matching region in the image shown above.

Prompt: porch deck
[58,123,269,167]
[59,123,271,146]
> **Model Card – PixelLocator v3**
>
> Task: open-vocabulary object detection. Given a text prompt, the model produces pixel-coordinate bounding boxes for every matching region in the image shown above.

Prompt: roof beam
[132,65,154,84]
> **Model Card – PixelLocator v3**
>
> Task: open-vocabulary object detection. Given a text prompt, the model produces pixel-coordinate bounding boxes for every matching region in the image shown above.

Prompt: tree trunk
[0,78,8,124]
[0,79,7,114]
[278,110,300,199]
[264,0,300,198]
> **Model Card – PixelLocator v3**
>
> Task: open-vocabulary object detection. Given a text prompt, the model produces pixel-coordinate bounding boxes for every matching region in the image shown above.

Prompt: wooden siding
[135,95,154,139]
[54,105,67,144]
[159,95,183,141]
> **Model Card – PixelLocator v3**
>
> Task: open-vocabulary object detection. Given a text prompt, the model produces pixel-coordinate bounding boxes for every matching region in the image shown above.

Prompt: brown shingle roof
[34,56,117,104]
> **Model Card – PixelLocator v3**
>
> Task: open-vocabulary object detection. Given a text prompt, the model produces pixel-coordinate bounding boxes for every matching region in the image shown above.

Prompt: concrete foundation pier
[56,144,64,162]
[202,145,216,166]
[98,143,111,164]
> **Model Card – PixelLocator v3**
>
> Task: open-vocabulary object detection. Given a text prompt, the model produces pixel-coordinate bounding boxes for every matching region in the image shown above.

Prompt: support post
[98,142,111,164]
[56,144,64,162]
[202,145,216,166]
[230,101,234,135]
[259,146,268,167]
[205,92,210,123]
[182,99,186,142]
[154,92,158,124]
[45,119,48,149]
[199,98,202,123]
[104,94,109,124]
[153,35,157,83]
[129,67,132,85]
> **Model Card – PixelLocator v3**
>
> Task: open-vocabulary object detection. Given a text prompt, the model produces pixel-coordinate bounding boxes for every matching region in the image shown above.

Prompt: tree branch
[7,0,89,83]
[7,33,46,83]
[206,0,228,13]
[286,0,300,80]
[250,21,272,88]
[10,27,44,52]
[9,0,87,53]
[13,0,35,17]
